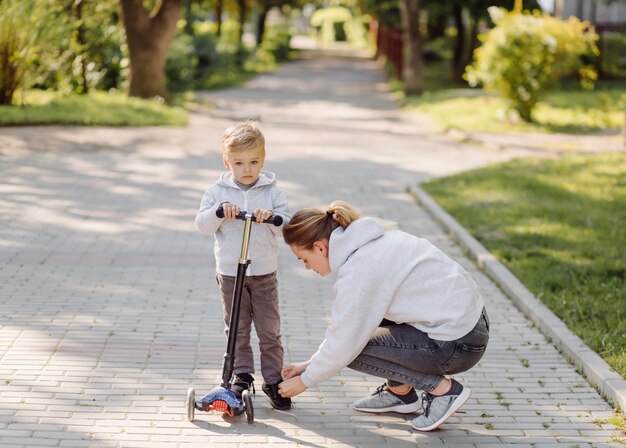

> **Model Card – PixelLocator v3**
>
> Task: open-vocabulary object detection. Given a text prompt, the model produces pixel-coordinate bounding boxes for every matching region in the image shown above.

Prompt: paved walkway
[0,48,623,447]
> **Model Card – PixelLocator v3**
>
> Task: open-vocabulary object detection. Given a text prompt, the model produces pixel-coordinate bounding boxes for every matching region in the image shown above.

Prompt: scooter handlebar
[216,206,283,226]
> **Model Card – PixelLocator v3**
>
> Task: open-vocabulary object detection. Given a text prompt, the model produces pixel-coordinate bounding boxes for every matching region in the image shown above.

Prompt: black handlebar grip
[216,206,283,226]
[266,214,283,226]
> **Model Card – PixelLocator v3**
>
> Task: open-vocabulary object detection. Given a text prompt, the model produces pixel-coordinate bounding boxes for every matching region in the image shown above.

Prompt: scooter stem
[221,214,253,388]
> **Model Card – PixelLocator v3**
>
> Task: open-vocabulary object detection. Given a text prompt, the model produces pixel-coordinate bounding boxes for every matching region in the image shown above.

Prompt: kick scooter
[186,206,283,424]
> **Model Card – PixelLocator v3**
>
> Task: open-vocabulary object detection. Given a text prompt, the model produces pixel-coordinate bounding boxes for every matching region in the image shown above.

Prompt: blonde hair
[222,120,265,155]
[283,200,363,249]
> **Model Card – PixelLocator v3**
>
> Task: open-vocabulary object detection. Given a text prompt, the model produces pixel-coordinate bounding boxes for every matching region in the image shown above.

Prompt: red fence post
[370,20,404,79]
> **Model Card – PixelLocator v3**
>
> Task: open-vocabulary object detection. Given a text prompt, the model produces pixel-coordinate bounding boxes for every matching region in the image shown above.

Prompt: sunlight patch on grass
[0,90,188,126]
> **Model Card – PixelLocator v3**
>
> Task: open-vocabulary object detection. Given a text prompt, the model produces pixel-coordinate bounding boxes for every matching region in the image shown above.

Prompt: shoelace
[234,378,255,395]
[421,392,434,417]
[266,384,281,399]
[373,384,388,396]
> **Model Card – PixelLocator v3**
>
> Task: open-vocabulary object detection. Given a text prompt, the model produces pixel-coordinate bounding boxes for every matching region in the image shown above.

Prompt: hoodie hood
[217,170,276,189]
[329,217,384,275]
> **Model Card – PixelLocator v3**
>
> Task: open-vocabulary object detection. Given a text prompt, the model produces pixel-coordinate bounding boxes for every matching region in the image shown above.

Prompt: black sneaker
[231,373,255,399]
[262,382,292,410]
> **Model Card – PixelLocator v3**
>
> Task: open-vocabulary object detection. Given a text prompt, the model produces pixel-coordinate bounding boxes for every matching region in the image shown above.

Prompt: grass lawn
[0,90,188,126]
[421,152,626,379]
[399,62,625,134]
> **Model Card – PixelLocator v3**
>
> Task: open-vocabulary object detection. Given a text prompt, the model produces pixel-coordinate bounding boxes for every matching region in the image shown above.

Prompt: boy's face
[223,145,265,185]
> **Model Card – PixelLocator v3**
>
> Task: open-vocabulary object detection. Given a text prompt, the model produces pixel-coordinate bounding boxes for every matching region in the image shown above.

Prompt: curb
[412,185,626,413]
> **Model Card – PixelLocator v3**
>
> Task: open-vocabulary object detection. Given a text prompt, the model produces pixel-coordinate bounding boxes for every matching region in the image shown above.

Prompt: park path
[0,45,622,447]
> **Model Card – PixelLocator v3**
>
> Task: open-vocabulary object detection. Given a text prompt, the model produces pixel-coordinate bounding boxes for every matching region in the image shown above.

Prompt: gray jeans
[217,272,284,384]
[348,308,490,392]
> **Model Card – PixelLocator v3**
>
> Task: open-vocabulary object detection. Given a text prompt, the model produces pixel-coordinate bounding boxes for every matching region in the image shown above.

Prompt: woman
[278,201,489,431]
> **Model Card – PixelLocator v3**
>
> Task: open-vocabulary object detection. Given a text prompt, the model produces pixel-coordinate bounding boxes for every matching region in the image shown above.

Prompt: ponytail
[283,200,362,249]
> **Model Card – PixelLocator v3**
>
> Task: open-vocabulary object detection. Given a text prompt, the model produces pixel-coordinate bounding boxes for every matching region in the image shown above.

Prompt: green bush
[599,32,626,78]
[192,26,219,81]
[165,33,198,93]
[311,7,369,47]
[0,18,23,104]
[28,3,125,96]
[465,7,599,122]
[344,14,370,48]
[311,7,352,45]
[0,0,42,104]
[260,24,292,62]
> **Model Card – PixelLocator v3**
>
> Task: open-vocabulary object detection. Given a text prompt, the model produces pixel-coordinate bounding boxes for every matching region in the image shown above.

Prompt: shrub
[465,7,599,122]
[311,7,352,45]
[165,33,198,93]
[260,24,292,62]
[0,0,42,104]
[0,19,24,104]
[192,27,219,81]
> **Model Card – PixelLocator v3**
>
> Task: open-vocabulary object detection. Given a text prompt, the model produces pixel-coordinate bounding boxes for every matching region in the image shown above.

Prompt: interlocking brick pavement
[0,47,623,447]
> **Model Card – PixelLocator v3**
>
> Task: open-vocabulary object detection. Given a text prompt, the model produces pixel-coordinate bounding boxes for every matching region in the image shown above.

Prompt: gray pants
[217,272,284,384]
[348,308,490,392]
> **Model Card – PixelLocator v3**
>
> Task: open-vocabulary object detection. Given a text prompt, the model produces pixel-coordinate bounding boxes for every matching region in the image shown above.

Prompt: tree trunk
[237,0,247,45]
[452,4,465,81]
[119,0,182,100]
[74,0,89,94]
[215,0,223,37]
[399,0,423,95]
[183,0,194,35]
[256,4,269,47]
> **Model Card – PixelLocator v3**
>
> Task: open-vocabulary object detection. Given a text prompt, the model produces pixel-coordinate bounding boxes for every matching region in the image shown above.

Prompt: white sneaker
[353,384,422,414]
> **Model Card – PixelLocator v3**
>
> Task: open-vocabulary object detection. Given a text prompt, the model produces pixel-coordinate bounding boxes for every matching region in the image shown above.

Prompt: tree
[256,0,290,46]
[118,0,183,100]
[399,0,423,94]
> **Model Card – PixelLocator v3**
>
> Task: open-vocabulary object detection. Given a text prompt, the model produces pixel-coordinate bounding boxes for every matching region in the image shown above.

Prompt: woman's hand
[281,360,310,380]
[278,377,307,398]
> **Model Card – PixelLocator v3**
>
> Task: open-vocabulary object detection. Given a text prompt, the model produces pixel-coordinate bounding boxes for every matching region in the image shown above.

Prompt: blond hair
[283,200,363,249]
[221,120,266,155]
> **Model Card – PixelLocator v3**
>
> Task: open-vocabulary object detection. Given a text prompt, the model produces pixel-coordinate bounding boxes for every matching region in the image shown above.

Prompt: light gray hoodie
[300,217,485,388]
[195,170,290,276]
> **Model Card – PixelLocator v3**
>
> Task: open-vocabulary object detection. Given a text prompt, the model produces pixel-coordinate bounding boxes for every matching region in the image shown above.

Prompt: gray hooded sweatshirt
[300,217,484,388]
[195,170,291,276]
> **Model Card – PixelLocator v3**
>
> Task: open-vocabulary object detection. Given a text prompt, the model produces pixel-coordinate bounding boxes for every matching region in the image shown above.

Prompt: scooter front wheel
[186,387,196,421]
[242,390,254,423]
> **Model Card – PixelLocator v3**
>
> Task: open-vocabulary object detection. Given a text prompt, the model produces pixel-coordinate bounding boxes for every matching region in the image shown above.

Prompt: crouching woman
[278,200,489,432]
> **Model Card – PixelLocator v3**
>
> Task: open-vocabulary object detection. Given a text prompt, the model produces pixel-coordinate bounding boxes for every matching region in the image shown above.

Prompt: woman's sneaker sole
[353,401,421,414]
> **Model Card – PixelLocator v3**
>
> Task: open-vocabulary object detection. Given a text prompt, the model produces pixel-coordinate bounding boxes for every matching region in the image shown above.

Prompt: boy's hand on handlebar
[278,377,307,398]
[221,203,240,220]
[253,208,273,223]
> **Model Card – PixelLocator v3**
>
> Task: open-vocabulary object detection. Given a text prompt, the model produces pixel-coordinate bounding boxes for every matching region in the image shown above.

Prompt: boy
[195,121,292,410]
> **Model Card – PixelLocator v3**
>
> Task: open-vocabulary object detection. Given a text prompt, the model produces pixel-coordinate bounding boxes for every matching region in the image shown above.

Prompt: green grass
[0,90,188,126]
[421,152,626,379]
[398,62,626,134]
